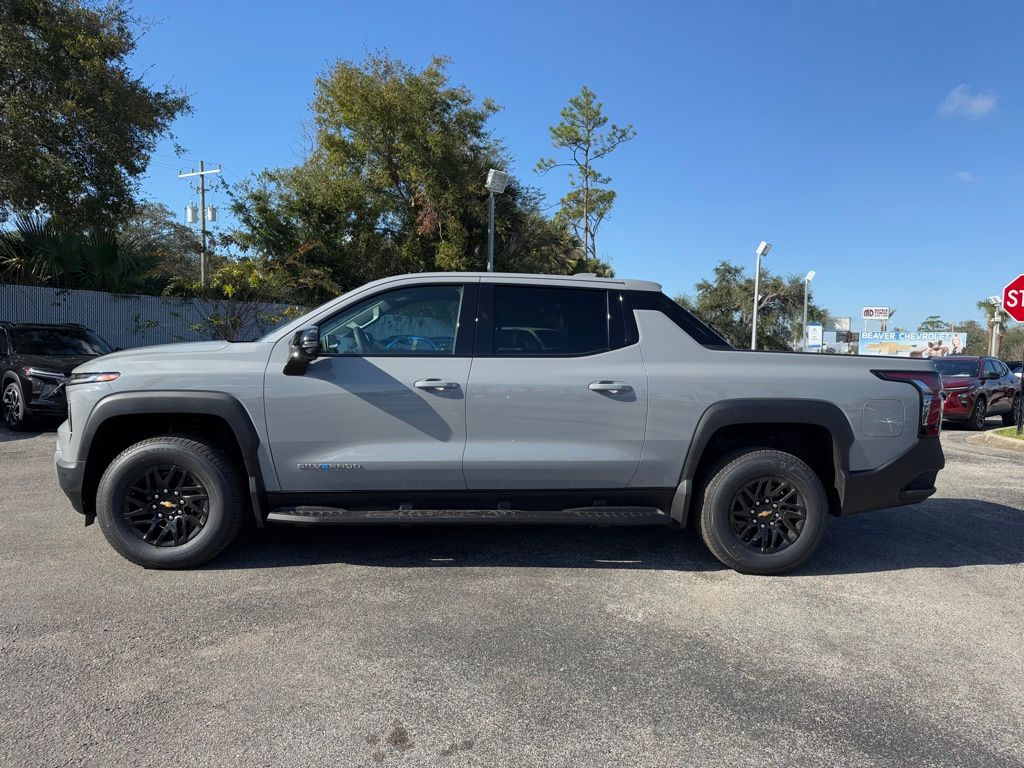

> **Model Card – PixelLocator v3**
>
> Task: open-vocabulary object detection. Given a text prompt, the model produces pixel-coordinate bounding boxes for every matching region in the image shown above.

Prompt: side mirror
[283,327,320,376]
[985,370,1000,380]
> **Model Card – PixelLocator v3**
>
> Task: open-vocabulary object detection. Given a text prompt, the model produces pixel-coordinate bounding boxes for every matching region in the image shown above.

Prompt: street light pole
[802,270,816,350]
[988,296,1003,356]
[487,191,495,272]
[484,169,509,272]
[751,241,772,350]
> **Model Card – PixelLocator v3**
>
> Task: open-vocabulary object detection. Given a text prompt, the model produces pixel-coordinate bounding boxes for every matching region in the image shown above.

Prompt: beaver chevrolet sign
[859,331,964,357]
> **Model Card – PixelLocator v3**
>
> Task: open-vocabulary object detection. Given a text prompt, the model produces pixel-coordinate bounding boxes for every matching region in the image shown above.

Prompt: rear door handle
[588,380,633,394]
[414,378,461,391]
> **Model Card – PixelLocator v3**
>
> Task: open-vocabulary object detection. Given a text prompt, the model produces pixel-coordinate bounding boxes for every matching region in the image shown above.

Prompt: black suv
[1,322,113,430]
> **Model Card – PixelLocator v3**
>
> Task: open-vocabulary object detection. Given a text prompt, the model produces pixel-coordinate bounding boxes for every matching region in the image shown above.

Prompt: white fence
[0,284,296,349]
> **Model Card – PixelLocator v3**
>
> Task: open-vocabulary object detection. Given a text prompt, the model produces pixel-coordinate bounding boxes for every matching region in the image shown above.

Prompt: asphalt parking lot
[1,423,1022,768]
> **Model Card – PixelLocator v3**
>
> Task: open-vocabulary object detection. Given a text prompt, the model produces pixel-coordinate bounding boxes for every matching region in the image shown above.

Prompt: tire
[2,379,32,431]
[95,435,243,569]
[1003,395,1021,427]
[697,449,829,575]
[965,396,987,431]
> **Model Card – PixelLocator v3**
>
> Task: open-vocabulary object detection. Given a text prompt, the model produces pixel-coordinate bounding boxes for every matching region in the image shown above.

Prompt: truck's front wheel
[697,449,828,575]
[95,436,243,569]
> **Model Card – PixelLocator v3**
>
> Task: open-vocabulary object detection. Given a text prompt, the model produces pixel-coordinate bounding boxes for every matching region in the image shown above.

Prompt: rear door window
[488,286,609,356]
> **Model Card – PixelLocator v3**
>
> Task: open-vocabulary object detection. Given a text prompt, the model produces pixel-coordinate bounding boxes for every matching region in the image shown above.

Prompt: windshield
[10,327,113,357]
[934,359,979,378]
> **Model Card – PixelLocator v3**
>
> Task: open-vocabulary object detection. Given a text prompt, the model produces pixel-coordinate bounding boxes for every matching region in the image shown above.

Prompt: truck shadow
[213,497,1024,575]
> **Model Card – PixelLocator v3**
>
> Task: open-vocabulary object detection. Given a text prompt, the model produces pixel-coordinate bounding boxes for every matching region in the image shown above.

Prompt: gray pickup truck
[54,272,945,574]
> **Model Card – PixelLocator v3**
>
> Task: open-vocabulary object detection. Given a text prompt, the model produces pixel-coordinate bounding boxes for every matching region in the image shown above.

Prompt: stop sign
[1005,274,1024,322]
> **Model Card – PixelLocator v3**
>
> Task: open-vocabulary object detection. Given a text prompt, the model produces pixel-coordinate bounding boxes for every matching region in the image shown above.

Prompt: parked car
[1004,360,1022,381]
[1,322,114,430]
[54,272,945,575]
[935,355,1021,430]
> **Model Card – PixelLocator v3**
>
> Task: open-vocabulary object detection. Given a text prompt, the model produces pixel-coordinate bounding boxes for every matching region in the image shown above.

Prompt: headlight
[68,372,120,385]
[21,367,65,380]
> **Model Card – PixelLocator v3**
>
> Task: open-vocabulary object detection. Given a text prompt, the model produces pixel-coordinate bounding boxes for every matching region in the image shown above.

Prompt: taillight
[873,370,943,437]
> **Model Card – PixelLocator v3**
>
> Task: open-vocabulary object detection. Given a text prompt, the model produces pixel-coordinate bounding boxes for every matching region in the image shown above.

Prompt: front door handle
[414,378,461,391]
[589,380,633,394]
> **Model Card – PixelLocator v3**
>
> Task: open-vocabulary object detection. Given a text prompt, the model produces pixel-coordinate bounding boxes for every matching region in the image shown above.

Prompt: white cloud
[938,84,997,120]
[953,170,977,183]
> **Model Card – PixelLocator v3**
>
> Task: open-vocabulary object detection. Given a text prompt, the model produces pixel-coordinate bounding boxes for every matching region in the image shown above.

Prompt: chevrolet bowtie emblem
[159,501,177,509]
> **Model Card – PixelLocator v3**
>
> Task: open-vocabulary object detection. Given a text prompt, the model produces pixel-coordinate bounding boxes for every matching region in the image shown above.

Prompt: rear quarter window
[627,291,732,349]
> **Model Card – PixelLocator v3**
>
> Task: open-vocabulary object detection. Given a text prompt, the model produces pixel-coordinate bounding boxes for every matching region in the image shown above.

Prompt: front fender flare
[80,391,267,526]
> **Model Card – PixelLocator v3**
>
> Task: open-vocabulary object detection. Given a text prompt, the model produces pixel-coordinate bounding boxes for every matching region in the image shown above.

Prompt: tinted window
[627,291,732,348]
[934,359,980,378]
[984,359,1000,377]
[9,327,112,356]
[319,285,463,356]
[492,286,608,355]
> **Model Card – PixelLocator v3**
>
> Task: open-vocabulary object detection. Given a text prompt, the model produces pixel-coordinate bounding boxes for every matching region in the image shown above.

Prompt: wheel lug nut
[151,504,157,509]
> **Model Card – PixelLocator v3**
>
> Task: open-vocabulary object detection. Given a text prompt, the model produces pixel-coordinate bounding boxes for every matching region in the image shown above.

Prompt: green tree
[228,52,600,303]
[536,86,635,269]
[164,257,313,341]
[951,319,987,355]
[0,0,189,225]
[917,315,951,332]
[0,213,148,291]
[973,297,1023,358]
[676,261,829,350]
[116,201,201,287]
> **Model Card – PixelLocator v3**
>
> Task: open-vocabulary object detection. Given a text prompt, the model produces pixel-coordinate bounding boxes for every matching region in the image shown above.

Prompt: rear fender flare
[669,399,854,524]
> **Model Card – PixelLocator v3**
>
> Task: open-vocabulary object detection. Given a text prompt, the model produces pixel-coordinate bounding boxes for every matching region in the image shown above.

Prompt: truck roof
[393,272,664,292]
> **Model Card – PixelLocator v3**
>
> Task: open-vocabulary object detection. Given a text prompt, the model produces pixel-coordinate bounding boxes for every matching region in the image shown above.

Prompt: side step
[266,506,670,526]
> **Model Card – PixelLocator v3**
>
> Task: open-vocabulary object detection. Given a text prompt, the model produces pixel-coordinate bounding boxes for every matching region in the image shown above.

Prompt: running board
[266,506,670,526]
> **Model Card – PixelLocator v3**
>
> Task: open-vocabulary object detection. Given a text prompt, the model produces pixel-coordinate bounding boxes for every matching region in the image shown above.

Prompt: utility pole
[178,161,222,284]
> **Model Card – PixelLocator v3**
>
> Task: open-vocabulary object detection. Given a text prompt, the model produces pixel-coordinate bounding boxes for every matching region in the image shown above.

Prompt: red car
[935,355,1021,430]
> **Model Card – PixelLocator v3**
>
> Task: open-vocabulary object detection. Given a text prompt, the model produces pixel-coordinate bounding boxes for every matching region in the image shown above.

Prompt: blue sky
[130,0,1023,330]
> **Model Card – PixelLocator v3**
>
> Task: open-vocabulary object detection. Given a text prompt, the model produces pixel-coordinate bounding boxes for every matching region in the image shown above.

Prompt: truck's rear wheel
[697,449,828,575]
[96,436,243,569]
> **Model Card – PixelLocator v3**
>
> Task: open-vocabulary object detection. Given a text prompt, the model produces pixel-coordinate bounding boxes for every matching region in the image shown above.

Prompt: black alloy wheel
[728,476,807,554]
[2,381,26,429]
[96,435,243,569]
[967,397,987,431]
[697,448,828,575]
[123,464,210,547]
[1004,395,1022,427]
